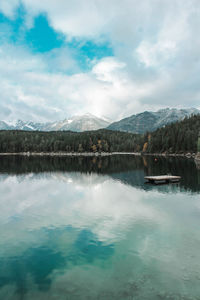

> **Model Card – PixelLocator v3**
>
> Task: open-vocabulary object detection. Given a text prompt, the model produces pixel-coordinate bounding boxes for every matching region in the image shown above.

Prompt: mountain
[107,108,200,134]
[47,113,110,132]
[0,113,111,132]
[0,121,11,130]
[1,108,200,133]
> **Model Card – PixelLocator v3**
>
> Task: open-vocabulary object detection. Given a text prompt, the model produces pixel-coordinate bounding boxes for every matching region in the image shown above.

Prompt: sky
[0,0,200,122]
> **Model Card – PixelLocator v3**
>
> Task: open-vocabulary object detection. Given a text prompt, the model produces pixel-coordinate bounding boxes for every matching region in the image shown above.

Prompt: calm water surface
[0,155,200,300]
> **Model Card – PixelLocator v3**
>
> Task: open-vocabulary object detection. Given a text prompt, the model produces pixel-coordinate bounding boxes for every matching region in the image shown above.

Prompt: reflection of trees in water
[143,156,200,192]
[0,155,199,192]
[195,159,200,185]
[0,155,143,175]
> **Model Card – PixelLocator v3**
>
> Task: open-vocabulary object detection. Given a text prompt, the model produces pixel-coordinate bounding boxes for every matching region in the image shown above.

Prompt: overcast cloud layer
[0,0,200,122]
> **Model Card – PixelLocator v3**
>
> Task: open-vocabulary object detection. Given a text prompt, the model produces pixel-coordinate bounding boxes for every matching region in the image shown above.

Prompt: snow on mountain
[1,114,111,132]
[107,108,200,134]
[1,108,200,133]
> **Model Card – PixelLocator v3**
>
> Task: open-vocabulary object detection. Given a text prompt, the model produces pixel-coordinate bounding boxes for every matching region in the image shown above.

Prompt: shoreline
[0,151,197,158]
[0,152,141,157]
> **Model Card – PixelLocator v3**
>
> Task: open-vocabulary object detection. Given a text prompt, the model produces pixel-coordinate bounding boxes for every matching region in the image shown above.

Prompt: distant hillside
[143,114,200,154]
[107,108,200,134]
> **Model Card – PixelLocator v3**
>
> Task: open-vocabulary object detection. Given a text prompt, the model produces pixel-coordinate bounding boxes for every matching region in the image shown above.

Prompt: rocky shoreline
[195,152,200,159]
[144,152,197,158]
[0,151,141,157]
[0,151,198,158]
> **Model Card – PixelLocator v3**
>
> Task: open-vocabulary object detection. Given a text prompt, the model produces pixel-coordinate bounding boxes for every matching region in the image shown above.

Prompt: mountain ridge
[107,108,200,134]
[0,108,199,133]
[0,113,110,132]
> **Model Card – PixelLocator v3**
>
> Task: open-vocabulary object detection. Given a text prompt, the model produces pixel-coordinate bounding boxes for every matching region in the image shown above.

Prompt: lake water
[0,155,200,300]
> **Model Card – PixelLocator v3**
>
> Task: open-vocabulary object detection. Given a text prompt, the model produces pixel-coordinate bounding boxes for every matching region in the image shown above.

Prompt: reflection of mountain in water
[0,155,199,192]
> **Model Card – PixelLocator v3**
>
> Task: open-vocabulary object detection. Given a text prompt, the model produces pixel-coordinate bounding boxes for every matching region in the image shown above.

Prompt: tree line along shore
[0,114,200,155]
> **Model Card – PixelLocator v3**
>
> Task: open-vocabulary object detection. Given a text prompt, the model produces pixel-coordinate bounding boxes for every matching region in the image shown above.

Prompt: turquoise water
[0,155,200,300]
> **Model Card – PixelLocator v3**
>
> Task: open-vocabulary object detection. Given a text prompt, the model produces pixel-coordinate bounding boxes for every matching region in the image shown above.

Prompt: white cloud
[0,172,163,249]
[137,40,177,68]
[0,44,159,121]
[0,0,200,121]
[0,0,19,18]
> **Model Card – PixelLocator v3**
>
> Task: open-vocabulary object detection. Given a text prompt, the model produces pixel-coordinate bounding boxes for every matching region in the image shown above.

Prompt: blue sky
[0,7,113,68]
[0,0,199,122]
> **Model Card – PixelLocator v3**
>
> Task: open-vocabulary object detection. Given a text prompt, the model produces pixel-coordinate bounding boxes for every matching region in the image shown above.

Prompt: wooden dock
[145,175,181,184]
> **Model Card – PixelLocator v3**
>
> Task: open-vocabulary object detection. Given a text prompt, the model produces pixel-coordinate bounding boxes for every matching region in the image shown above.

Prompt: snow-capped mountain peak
[0,114,111,132]
[1,108,200,133]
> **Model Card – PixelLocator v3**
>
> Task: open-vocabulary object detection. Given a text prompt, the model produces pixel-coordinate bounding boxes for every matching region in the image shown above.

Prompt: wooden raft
[145,175,181,184]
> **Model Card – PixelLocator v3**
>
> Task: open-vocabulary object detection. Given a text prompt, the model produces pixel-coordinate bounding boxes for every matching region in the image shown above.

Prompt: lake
[0,155,200,300]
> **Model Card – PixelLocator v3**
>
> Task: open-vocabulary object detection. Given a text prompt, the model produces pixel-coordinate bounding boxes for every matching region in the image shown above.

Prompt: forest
[143,114,200,153]
[0,129,143,153]
[0,114,199,154]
